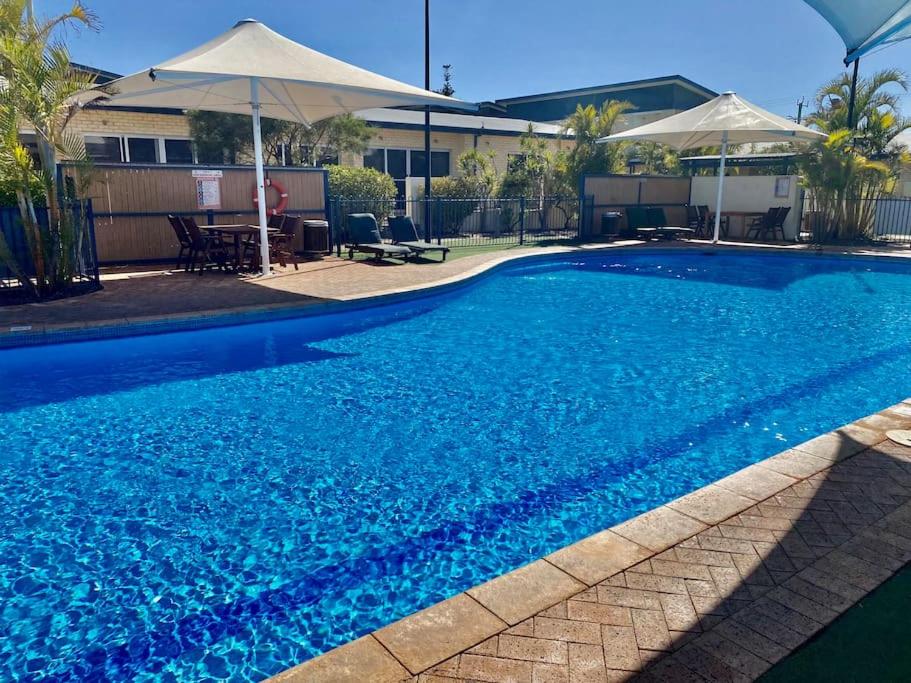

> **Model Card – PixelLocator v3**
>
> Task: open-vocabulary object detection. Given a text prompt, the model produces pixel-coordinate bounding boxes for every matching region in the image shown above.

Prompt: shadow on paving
[0,268,337,327]
[412,423,911,682]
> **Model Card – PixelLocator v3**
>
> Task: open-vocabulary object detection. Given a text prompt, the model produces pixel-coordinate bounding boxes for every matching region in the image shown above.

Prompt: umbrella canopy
[803,0,911,63]
[82,19,474,273]
[598,92,826,243]
[598,91,826,150]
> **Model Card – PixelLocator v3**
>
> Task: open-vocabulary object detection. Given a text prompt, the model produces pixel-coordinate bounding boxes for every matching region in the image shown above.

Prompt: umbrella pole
[712,131,729,244]
[250,77,271,276]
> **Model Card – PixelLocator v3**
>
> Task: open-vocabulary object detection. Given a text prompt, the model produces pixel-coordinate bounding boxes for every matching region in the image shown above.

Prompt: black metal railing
[0,199,99,290]
[801,195,911,245]
[328,195,582,254]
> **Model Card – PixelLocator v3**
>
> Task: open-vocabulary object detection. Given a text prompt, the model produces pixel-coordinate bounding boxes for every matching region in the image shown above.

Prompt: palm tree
[0,0,100,296]
[800,69,911,242]
[562,101,633,181]
[809,68,911,154]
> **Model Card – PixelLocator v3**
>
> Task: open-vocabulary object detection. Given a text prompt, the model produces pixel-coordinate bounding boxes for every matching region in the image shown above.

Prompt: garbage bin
[302,219,330,256]
[600,212,622,238]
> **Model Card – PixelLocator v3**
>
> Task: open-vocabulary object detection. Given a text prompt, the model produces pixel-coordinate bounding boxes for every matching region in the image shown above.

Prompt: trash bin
[302,220,330,256]
[600,212,622,238]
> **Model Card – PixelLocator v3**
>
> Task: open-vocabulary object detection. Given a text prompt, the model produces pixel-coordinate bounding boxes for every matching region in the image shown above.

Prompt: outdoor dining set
[167,214,329,275]
[686,205,791,241]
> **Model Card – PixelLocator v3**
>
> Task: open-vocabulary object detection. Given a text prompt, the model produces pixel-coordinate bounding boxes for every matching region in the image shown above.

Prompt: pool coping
[3,240,911,349]
[267,402,911,682]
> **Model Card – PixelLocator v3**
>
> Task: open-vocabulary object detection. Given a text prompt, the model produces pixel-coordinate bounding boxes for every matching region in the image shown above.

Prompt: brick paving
[273,407,911,683]
[0,246,573,329]
[400,435,911,683]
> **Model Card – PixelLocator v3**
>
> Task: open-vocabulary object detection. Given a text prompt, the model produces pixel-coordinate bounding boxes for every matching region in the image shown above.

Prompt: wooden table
[707,211,764,239]
[204,224,278,270]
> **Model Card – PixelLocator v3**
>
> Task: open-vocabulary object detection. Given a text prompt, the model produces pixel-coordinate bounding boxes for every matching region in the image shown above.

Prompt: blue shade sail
[804,0,911,62]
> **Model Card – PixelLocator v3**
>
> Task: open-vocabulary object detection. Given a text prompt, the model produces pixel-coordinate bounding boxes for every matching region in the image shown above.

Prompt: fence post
[206,209,215,226]
[86,198,100,283]
[519,196,526,245]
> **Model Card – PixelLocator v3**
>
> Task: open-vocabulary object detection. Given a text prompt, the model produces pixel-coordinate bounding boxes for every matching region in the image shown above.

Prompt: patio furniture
[345,213,413,261]
[644,207,696,240]
[302,220,330,257]
[269,215,301,269]
[697,205,719,238]
[167,214,193,271]
[772,206,791,240]
[745,208,779,240]
[388,216,450,261]
[205,224,279,271]
[624,207,655,239]
[183,216,229,275]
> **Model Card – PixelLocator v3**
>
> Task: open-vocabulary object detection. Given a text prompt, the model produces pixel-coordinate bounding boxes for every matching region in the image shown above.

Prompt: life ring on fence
[253,178,289,216]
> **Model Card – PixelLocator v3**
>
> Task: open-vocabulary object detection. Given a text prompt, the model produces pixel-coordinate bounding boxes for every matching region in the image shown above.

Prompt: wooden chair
[167,215,193,271]
[183,216,228,275]
[269,215,301,270]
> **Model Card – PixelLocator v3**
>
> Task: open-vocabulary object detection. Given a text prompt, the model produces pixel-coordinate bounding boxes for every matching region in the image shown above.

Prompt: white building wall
[690,175,802,239]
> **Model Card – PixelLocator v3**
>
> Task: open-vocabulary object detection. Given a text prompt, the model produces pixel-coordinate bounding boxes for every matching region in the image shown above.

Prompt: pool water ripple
[2,252,911,680]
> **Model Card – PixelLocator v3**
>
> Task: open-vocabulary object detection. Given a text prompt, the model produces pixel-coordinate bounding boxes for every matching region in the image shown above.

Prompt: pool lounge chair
[388,216,450,261]
[345,213,413,261]
[646,207,696,240]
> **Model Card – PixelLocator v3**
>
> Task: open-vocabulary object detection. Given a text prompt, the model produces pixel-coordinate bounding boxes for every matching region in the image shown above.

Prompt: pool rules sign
[193,169,223,209]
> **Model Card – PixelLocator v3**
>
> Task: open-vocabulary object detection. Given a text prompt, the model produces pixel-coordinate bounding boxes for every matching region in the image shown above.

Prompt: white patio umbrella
[598,92,827,243]
[79,19,474,275]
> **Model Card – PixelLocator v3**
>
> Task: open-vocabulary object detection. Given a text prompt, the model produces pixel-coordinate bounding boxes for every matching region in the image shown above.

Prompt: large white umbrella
[598,91,827,243]
[80,19,474,274]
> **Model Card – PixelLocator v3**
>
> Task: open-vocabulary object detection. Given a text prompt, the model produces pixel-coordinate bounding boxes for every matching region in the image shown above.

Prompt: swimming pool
[2,250,911,680]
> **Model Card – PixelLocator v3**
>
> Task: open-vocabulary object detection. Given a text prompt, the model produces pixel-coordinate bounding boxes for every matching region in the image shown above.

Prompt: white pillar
[712,131,729,244]
[250,77,271,275]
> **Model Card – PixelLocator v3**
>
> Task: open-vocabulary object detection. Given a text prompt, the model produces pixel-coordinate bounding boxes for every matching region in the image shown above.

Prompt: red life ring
[253,178,289,216]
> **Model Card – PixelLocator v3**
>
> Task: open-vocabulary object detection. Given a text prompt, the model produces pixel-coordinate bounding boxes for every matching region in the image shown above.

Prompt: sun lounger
[388,216,450,261]
[642,207,696,240]
[345,213,413,261]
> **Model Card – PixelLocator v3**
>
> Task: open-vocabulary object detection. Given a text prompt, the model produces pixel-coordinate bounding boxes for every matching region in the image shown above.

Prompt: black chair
[167,215,193,271]
[746,208,779,241]
[686,205,702,230]
[183,216,228,275]
[388,216,449,261]
[345,213,413,260]
[771,206,790,241]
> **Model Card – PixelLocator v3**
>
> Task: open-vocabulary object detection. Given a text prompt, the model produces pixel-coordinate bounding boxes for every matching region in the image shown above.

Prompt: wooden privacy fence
[63,163,329,263]
[581,174,692,234]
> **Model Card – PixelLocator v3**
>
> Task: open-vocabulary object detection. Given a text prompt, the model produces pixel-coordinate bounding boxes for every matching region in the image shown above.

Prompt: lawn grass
[343,238,577,263]
[760,563,911,682]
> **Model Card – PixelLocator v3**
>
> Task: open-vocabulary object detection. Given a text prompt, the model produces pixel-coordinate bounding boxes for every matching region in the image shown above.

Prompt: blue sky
[42,0,911,118]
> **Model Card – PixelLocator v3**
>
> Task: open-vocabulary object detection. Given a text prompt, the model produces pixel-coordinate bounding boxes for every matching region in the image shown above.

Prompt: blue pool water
[2,250,911,681]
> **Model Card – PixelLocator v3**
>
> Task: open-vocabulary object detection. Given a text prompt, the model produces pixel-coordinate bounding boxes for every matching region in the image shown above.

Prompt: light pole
[423,0,432,243]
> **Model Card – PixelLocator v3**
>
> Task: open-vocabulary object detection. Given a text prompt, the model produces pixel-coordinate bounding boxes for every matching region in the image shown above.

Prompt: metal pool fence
[328,196,585,254]
[0,200,99,290]
[802,195,911,245]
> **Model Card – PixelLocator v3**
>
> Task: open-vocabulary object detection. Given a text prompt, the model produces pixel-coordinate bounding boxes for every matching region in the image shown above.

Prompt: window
[164,139,194,164]
[386,149,407,179]
[409,150,450,178]
[363,148,385,172]
[127,137,159,163]
[84,135,123,162]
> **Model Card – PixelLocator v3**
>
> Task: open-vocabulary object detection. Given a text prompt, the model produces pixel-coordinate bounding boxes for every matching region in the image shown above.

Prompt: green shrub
[327,165,396,199]
[326,165,397,237]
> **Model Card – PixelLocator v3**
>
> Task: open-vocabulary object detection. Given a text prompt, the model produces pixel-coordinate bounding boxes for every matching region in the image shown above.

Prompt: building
[37,67,715,199]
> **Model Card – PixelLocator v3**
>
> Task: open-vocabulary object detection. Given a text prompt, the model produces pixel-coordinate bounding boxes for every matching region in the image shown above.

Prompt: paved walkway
[274,405,911,682]
[0,246,574,330]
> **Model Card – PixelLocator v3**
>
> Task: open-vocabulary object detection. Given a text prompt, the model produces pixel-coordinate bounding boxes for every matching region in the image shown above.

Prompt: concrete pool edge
[3,240,911,349]
[269,401,911,682]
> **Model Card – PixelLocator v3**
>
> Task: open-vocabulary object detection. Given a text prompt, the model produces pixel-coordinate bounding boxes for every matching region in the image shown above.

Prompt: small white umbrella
[80,19,474,274]
[598,91,827,242]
